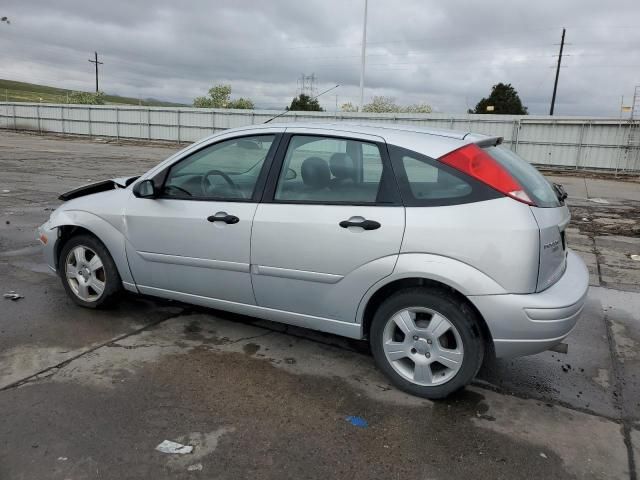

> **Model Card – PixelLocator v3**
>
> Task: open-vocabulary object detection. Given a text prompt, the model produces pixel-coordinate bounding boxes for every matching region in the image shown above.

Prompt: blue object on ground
[345,416,368,428]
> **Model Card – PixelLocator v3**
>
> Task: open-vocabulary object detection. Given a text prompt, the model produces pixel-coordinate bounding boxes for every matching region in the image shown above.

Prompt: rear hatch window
[484,146,561,208]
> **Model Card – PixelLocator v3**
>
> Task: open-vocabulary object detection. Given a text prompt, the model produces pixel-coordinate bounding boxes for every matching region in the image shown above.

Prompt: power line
[88,51,103,93]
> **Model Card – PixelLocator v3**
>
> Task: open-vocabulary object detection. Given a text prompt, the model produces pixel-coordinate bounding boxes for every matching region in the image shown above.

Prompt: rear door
[250,129,405,322]
[483,146,568,291]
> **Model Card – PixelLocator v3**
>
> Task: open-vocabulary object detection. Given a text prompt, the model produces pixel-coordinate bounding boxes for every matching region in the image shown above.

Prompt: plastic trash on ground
[155,440,194,454]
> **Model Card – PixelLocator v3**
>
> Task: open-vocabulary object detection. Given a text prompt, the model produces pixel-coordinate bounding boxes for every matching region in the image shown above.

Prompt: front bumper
[37,221,58,273]
[469,249,589,358]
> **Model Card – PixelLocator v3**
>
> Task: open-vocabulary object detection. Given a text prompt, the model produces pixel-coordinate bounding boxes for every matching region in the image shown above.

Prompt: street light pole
[358,0,368,111]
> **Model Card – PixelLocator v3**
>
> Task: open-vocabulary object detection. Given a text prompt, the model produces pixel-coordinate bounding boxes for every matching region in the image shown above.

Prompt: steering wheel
[201,169,245,198]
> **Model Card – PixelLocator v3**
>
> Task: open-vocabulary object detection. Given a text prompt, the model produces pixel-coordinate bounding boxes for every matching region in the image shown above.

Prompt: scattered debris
[540,452,548,459]
[581,217,590,222]
[631,254,640,261]
[2,189,10,193]
[155,440,194,454]
[3,291,23,301]
[345,416,368,428]
[5,220,9,224]
[187,463,203,472]
[57,457,68,461]
[589,198,609,204]
[284,357,296,364]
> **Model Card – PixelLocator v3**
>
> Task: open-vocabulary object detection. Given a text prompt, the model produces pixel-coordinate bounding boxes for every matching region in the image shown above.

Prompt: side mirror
[285,168,297,180]
[133,179,157,198]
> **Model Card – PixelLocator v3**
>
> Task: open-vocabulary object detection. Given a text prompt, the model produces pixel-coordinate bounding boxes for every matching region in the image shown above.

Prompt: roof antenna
[264,84,340,123]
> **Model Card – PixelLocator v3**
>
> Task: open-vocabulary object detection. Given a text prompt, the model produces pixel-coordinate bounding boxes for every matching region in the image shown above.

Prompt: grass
[0,78,187,107]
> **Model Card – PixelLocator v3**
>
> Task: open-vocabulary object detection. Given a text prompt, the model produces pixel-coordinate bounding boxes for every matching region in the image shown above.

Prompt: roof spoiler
[463,133,503,148]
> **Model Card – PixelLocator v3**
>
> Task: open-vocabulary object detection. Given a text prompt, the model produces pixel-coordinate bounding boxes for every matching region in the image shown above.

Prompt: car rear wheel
[370,288,484,399]
[59,234,122,309]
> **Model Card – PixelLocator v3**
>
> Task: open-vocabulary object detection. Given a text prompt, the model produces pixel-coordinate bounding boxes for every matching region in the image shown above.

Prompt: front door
[125,133,279,304]
[251,131,405,323]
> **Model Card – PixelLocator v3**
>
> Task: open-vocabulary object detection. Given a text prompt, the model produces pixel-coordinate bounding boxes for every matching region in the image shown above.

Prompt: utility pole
[358,0,368,111]
[549,28,565,116]
[88,52,103,93]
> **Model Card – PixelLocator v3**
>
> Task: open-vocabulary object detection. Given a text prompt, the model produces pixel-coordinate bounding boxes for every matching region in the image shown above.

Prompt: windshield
[484,146,561,208]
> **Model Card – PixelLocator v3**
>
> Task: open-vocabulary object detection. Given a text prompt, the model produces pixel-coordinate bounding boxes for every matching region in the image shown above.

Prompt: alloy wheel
[382,307,464,386]
[65,245,107,302]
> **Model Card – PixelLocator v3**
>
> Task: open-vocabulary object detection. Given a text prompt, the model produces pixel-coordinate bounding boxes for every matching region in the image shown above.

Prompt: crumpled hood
[58,176,139,201]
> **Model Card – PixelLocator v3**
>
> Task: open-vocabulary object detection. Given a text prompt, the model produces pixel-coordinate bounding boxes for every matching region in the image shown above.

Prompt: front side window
[163,135,275,200]
[274,135,395,204]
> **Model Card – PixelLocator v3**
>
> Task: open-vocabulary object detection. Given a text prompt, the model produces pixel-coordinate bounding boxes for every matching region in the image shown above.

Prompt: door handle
[207,213,239,224]
[339,219,381,230]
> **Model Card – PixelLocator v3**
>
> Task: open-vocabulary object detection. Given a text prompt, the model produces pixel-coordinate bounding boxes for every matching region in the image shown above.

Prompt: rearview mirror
[133,179,157,198]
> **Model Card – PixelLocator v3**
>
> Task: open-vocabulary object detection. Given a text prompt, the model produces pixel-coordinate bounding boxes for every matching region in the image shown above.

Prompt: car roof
[201,122,503,159]
[237,121,469,139]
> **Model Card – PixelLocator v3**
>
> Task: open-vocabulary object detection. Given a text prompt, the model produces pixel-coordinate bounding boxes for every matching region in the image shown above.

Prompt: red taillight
[439,144,534,205]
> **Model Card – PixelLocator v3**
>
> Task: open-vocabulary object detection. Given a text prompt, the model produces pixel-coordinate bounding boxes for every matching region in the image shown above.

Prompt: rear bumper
[469,249,589,358]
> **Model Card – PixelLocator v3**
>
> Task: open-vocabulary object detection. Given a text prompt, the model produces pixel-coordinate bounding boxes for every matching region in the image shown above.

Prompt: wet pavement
[1,131,639,479]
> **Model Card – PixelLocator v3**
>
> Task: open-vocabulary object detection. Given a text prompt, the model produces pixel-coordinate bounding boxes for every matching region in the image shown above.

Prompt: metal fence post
[575,122,586,169]
[37,104,41,134]
[61,105,65,134]
[12,103,17,130]
[147,108,151,139]
[88,106,92,137]
[211,109,215,133]
[115,107,120,140]
[177,109,181,142]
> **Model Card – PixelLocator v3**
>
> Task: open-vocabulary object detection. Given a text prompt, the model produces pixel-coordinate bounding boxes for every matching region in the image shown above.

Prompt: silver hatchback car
[38,123,589,398]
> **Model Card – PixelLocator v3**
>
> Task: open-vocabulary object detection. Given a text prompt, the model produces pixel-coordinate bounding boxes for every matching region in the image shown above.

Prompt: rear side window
[388,145,501,206]
[484,146,560,208]
[273,135,399,204]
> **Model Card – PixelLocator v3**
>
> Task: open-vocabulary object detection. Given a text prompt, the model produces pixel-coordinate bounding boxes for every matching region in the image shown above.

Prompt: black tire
[58,234,122,309]
[370,287,484,399]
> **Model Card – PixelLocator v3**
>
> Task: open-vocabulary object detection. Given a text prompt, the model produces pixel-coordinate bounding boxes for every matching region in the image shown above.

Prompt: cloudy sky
[1,0,639,115]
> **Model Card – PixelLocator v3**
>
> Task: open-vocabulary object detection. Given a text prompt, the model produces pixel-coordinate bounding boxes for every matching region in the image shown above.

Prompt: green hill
[0,79,186,107]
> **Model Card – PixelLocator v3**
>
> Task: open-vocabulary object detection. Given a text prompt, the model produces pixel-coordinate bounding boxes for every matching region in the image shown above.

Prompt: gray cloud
[1,0,639,115]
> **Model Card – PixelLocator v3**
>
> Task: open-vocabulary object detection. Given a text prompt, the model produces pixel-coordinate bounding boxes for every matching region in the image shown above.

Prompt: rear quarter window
[388,145,501,207]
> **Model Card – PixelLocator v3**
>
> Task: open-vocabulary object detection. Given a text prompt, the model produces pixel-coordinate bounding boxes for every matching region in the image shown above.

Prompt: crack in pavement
[0,307,195,393]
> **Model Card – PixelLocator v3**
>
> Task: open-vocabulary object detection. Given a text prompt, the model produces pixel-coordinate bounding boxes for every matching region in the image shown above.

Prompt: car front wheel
[370,288,484,399]
[59,234,122,309]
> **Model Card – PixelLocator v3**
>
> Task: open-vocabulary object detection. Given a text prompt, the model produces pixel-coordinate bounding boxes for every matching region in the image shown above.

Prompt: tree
[362,96,433,114]
[471,83,528,115]
[227,97,255,109]
[68,91,105,105]
[340,102,358,112]
[287,93,323,112]
[362,96,402,113]
[404,102,433,114]
[193,84,254,109]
